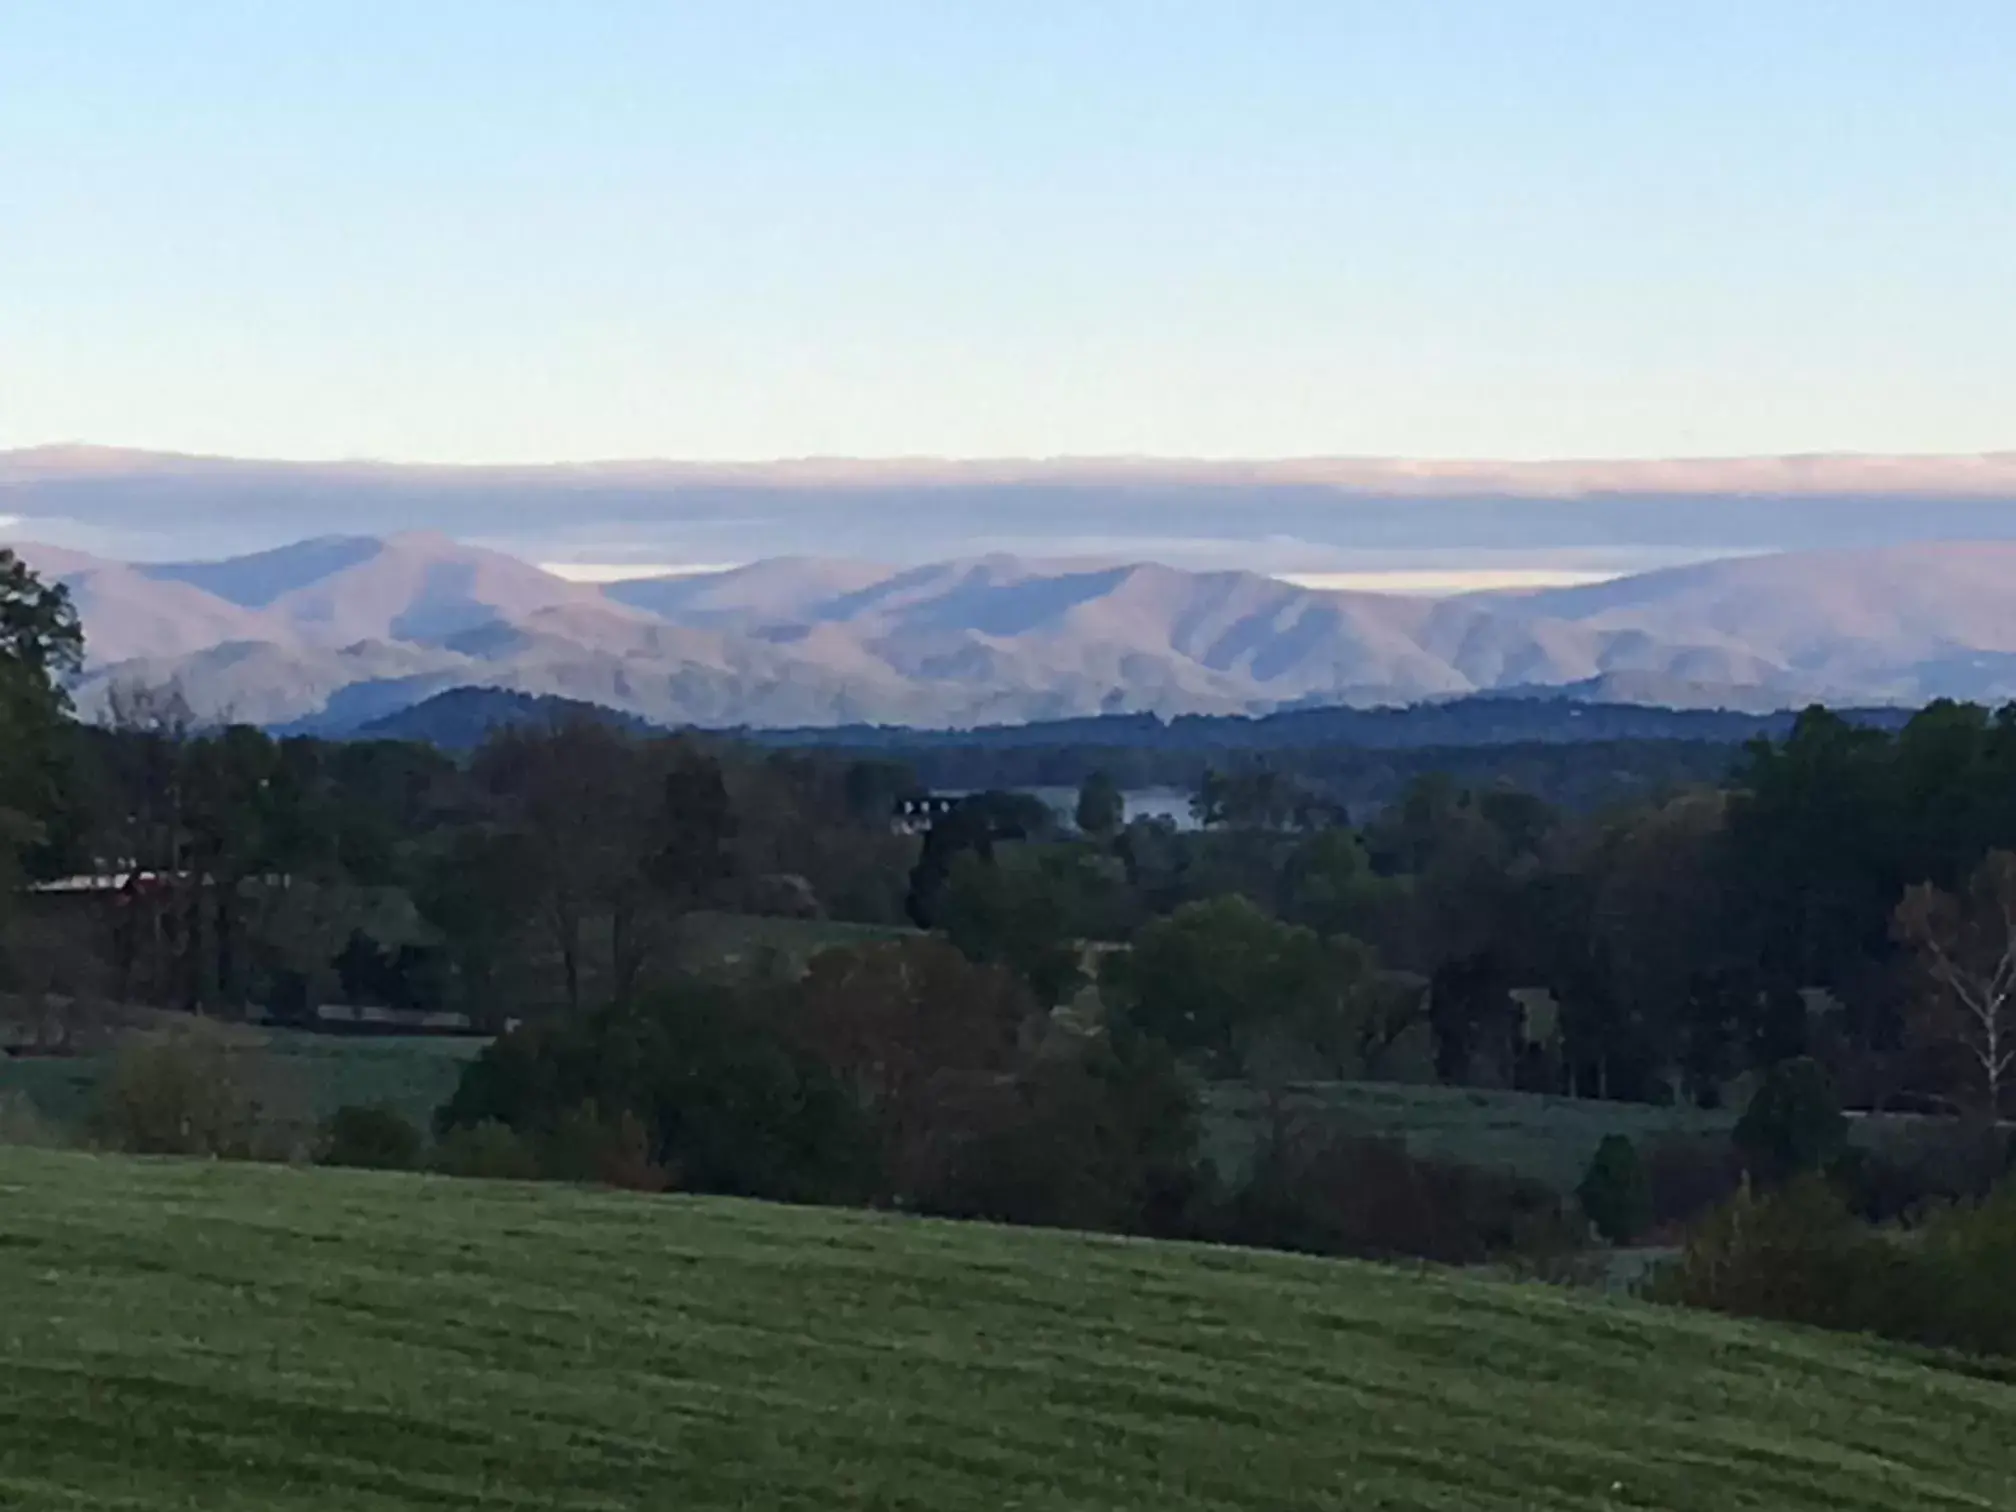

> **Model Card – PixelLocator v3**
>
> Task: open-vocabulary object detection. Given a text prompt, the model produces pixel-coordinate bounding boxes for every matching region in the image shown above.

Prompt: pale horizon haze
[4,2,2013,466]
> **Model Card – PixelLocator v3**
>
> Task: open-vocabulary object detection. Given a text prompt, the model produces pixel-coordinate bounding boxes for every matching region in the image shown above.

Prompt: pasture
[1202,1080,1738,1193]
[0,1148,2010,1509]
[0,1029,482,1138]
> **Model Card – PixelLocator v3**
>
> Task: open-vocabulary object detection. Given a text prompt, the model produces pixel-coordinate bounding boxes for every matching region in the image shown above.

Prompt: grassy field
[1201,1081,1739,1193]
[0,1029,483,1136]
[1201,1080,1975,1197]
[0,1150,2010,1510]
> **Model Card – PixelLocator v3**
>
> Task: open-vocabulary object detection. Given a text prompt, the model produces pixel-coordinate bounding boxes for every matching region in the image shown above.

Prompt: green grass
[0,1029,483,1135]
[1202,1081,1739,1193]
[1203,1080,1967,1197]
[0,1149,2010,1510]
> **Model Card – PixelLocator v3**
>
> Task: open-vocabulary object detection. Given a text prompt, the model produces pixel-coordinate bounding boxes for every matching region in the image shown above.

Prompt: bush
[1645,1176,1925,1338]
[1651,1172,2016,1358]
[1577,1135,1652,1244]
[1915,1186,2016,1357]
[1734,1057,1846,1186]
[90,1026,277,1158]
[432,1120,542,1180]
[318,1103,423,1171]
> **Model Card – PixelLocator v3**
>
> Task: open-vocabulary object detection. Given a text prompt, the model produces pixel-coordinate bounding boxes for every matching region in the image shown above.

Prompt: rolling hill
[17,531,2016,730]
[0,1146,2009,1509]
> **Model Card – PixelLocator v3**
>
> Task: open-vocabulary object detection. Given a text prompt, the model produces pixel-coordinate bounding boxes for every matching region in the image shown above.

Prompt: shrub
[432,1120,542,1180]
[318,1103,423,1171]
[90,1025,270,1158]
[1577,1135,1652,1244]
[1915,1186,2016,1357]
[1651,1173,2016,1359]
[1734,1057,1846,1186]
[1645,1176,1925,1338]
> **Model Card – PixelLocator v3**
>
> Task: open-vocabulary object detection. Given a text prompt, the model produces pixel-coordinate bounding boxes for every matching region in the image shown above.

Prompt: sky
[3,2,2013,465]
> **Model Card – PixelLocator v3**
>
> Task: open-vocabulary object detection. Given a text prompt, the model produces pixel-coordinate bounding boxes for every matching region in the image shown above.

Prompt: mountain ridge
[12,531,2016,732]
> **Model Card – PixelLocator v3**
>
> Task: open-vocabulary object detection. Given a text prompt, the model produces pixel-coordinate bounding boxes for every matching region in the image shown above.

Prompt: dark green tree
[1107,894,1375,1073]
[1577,1134,1652,1243]
[1734,1057,1847,1186]
[440,985,878,1203]
[1075,769,1125,839]
[0,548,84,873]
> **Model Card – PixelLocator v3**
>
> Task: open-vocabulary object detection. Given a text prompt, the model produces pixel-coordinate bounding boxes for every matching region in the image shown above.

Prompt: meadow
[1201,1080,1738,1193]
[0,1148,2010,1510]
[0,1028,482,1137]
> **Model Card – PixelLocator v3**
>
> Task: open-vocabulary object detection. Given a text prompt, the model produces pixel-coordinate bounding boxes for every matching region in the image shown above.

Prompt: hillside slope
[0,1149,2008,1510]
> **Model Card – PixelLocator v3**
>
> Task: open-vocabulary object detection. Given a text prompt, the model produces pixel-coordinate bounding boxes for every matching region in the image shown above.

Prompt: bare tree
[1894,850,2016,1117]
[98,680,199,1005]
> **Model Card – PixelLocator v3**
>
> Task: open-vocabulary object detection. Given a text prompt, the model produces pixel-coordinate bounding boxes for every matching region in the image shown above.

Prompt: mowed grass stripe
[0,1150,2008,1510]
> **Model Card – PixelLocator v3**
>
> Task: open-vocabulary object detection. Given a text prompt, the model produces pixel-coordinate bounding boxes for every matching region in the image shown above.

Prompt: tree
[1894,850,2016,1116]
[1577,1135,1652,1244]
[414,827,540,1024]
[1107,895,1373,1073]
[784,937,1034,1197]
[938,848,1099,1005]
[439,986,877,1203]
[1734,1057,1846,1186]
[0,551,82,884]
[1280,826,1385,939]
[473,721,688,1009]
[1723,707,1896,991]
[655,744,737,910]
[1075,769,1124,839]
[182,725,285,1011]
[1191,769,1331,831]
[930,1026,1201,1235]
[93,682,199,1005]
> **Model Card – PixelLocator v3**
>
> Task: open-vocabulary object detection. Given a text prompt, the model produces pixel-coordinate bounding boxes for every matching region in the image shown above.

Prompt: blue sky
[3,2,2012,463]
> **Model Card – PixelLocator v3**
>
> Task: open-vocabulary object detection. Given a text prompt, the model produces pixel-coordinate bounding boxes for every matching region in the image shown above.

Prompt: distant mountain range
[18,530,2016,732]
